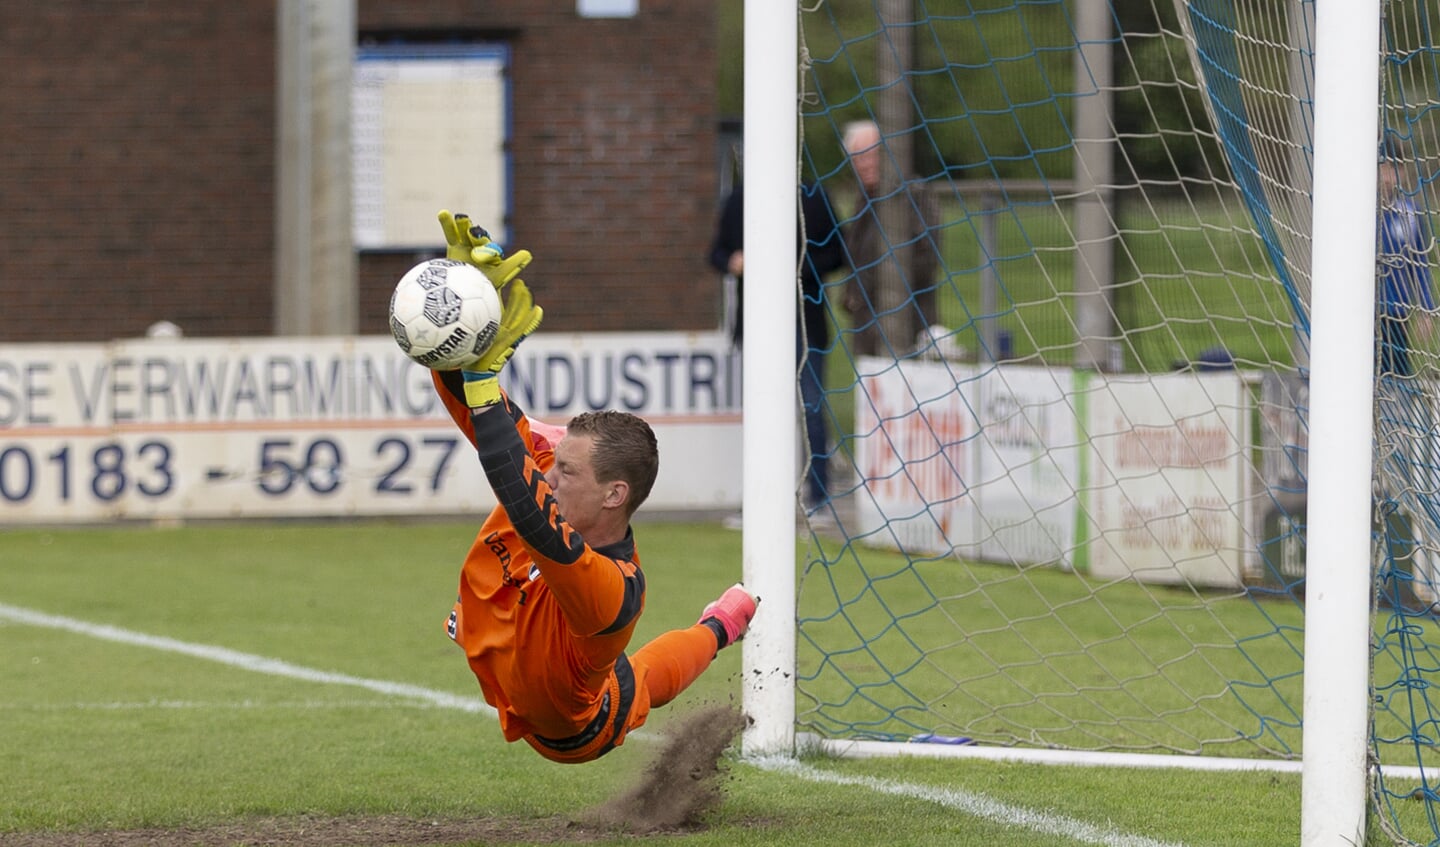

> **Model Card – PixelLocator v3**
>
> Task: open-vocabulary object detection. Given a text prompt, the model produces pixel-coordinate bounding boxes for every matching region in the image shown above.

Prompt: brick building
[0,2,719,341]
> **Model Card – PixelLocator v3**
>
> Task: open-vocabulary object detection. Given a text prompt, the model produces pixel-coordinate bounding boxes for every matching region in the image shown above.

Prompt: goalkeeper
[430,211,758,764]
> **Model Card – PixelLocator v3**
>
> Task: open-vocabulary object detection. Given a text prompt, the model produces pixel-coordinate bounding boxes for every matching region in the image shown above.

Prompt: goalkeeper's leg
[629,627,721,710]
[628,584,759,709]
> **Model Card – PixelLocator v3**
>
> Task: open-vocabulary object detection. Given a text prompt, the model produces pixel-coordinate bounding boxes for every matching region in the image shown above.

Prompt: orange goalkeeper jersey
[432,371,647,757]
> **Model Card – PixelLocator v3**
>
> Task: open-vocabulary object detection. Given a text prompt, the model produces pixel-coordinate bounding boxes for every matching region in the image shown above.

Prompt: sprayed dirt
[578,703,748,834]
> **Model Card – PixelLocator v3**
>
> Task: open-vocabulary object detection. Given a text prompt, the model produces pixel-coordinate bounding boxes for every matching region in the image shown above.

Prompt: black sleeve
[801,182,846,277]
[708,185,745,273]
[469,403,584,567]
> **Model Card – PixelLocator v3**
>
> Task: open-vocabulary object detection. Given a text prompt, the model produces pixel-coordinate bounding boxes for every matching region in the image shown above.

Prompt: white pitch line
[0,602,493,716]
[3,602,1184,846]
[0,699,453,711]
[753,757,1188,847]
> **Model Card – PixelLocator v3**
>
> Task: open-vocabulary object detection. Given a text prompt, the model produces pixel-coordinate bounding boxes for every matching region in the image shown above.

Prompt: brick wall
[0,1,719,342]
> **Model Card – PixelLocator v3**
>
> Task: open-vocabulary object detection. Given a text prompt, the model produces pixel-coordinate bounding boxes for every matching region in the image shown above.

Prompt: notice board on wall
[352,44,510,250]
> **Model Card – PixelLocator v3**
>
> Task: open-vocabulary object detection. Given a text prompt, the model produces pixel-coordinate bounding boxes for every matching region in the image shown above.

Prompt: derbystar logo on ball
[389,259,502,371]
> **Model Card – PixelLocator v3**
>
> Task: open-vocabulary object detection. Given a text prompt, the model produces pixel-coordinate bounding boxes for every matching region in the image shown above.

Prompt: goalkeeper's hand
[461,279,544,409]
[438,210,532,289]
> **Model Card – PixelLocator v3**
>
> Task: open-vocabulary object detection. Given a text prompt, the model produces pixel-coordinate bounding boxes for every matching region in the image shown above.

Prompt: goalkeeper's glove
[438,210,532,289]
[461,279,544,408]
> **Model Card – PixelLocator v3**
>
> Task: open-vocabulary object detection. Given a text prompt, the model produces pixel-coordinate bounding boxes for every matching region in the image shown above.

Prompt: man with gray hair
[840,119,941,358]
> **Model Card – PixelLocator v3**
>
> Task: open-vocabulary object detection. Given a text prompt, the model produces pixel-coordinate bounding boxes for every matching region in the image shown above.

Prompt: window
[352,43,510,250]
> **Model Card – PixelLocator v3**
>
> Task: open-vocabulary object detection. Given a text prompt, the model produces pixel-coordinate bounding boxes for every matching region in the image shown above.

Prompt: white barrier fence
[853,358,1271,588]
[1,339,1300,591]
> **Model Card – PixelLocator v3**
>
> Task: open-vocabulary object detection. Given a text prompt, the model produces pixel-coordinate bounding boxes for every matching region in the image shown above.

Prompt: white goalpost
[740,1,1439,844]
[740,0,800,758]
[1299,0,1381,841]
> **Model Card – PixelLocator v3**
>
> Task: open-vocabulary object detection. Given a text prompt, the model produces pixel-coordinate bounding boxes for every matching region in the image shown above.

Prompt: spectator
[1373,141,1438,594]
[840,119,941,357]
[1377,142,1435,379]
[708,181,846,511]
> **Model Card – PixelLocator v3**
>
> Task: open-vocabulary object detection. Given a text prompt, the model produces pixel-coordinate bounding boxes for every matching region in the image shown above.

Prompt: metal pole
[981,189,999,362]
[875,0,916,355]
[1072,0,1116,371]
[275,0,357,336]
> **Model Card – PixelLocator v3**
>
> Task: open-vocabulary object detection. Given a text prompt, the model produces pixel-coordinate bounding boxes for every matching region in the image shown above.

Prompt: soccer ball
[389,258,502,370]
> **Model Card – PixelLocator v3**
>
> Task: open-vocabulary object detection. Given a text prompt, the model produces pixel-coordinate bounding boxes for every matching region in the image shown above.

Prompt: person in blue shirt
[1377,146,1435,379]
[1374,145,1439,607]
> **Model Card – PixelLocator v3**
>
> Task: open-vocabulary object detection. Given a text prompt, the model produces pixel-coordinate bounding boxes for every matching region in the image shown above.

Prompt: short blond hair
[566,410,659,517]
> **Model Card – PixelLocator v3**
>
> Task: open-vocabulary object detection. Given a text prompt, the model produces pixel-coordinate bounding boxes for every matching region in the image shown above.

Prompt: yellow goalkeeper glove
[461,279,544,408]
[438,210,532,289]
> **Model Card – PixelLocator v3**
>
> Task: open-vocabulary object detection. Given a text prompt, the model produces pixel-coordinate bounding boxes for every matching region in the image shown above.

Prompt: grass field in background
[0,518,1337,846]
[817,196,1301,438]
[840,194,1300,372]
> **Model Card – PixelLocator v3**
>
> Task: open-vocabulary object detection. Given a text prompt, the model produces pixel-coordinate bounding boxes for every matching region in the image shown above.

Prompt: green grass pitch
[0,518,1324,846]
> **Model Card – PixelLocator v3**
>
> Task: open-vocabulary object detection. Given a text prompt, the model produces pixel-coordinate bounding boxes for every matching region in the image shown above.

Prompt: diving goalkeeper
[430,211,758,764]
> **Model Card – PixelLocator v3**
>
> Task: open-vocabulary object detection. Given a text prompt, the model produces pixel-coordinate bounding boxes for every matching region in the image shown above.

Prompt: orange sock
[629,625,721,709]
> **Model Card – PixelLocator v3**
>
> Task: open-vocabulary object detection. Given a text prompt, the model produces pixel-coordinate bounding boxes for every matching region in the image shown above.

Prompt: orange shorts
[522,653,651,764]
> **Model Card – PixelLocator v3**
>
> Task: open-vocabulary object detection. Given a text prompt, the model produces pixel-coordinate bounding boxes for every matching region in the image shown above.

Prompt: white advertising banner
[0,332,741,523]
[852,359,1252,587]
[1083,372,1252,588]
[853,358,1080,565]
[969,366,1082,567]
[854,358,976,555]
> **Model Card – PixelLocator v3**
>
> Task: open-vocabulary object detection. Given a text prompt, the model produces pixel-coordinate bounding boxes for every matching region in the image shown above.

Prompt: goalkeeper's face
[546,433,626,542]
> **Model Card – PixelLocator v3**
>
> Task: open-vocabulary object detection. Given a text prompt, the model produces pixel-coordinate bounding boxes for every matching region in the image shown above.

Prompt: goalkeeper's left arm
[458,277,542,410]
[429,211,545,452]
[437,209,543,410]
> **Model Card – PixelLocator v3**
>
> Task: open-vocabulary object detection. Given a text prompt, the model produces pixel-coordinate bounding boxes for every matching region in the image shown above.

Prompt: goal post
[741,2,1440,843]
[740,0,800,758]
[1300,0,1381,842]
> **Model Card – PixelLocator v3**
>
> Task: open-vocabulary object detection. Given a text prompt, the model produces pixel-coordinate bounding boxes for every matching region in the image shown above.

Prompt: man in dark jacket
[841,119,941,357]
[708,181,846,510]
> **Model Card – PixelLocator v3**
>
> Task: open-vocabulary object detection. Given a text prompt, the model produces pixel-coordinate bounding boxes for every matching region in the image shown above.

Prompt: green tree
[1111,0,1221,181]
[721,0,1217,185]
